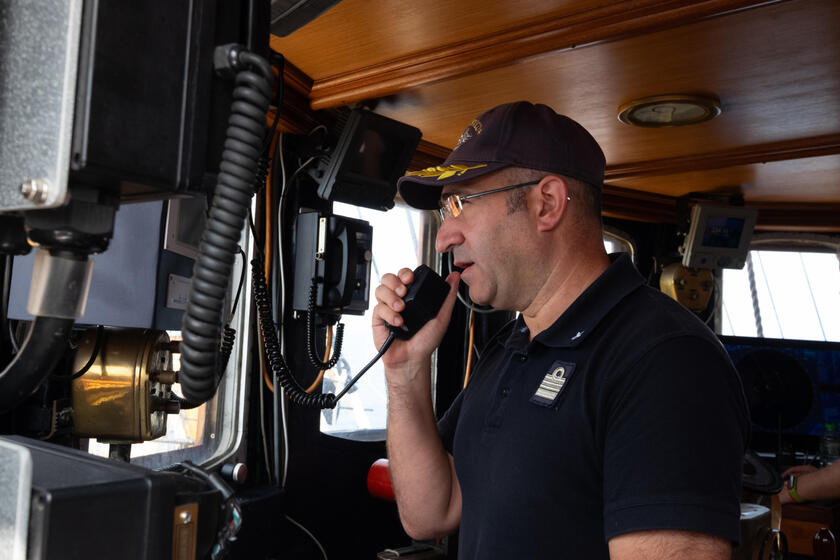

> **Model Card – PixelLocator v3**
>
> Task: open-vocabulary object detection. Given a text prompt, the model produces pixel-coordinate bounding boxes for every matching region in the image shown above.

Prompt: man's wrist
[788,475,804,503]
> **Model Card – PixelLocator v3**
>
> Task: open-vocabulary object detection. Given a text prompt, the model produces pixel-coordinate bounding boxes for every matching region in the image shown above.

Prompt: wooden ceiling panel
[372,0,840,164]
[606,155,840,203]
[269,0,605,80]
[270,0,840,226]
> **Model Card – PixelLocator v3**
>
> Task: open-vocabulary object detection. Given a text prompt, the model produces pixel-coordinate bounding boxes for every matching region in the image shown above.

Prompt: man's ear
[532,175,570,232]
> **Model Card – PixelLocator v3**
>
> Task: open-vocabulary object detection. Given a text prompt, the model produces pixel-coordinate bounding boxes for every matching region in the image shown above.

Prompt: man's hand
[372,268,460,381]
[781,465,818,477]
[376,268,465,539]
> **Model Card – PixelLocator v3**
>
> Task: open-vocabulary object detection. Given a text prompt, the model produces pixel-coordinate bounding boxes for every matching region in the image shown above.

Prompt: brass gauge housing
[72,329,176,443]
[659,263,714,314]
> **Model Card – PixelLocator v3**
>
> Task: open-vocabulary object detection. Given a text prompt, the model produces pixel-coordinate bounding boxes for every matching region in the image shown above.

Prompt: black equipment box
[0,436,220,560]
[293,212,373,316]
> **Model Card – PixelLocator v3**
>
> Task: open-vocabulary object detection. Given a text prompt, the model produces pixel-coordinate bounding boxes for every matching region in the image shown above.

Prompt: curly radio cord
[251,254,395,408]
[178,48,273,407]
[252,254,336,408]
[305,280,344,370]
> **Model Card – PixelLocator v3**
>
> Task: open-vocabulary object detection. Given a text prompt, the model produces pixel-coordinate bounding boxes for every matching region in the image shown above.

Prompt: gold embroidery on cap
[405,163,488,180]
[453,119,483,151]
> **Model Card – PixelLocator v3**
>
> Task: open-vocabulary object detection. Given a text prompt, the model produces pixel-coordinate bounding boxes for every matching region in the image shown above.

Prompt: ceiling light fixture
[618,94,721,128]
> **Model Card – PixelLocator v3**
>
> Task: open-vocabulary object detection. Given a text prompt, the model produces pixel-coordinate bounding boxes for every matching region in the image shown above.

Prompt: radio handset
[282,265,449,408]
[387,264,450,340]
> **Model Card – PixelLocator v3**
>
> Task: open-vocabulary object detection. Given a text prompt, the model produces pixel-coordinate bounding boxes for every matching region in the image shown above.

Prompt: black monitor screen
[315,109,422,211]
[721,335,840,451]
[702,216,744,248]
[345,129,405,182]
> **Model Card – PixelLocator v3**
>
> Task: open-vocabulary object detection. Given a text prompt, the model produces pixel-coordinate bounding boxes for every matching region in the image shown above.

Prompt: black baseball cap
[397,101,606,210]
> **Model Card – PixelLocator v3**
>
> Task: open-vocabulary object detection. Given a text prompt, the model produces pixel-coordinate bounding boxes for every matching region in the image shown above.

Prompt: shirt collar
[504,253,645,351]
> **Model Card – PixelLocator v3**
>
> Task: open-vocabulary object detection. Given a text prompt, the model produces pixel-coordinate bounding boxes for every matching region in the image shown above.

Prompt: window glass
[86,333,218,460]
[320,203,426,440]
[721,250,840,342]
[85,234,252,468]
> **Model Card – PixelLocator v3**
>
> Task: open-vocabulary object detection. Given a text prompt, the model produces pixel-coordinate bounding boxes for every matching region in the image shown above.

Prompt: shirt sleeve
[601,334,750,544]
[437,389,465,454]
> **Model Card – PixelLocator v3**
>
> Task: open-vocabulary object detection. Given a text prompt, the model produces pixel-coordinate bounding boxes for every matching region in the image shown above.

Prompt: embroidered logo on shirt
[529,360,576,407]
[571,330,584,341]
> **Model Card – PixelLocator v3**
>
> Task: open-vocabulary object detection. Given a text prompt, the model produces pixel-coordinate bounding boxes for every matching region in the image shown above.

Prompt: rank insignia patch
[529,360,576,407]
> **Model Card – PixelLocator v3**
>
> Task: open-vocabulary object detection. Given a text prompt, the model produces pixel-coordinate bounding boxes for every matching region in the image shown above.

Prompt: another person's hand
[372,268,460,386]
[781,465,818,477]
[779,465,818,504]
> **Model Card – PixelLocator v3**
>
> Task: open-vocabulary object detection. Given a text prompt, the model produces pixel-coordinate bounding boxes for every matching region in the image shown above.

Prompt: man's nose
[435,215,464,253]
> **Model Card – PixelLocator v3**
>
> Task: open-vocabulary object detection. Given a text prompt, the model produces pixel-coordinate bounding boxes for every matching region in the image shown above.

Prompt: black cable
[177,461,241,560]
[252,155,271,196]
[247,208,264,255]
[178,48,273,406]
[285,159,316,187]
[333,331,395,401]
[228,248,248,323]
[262,51,285,153]
[252,253,336,409]
[72,325,104,379]
[305,280,344,370]
[446,252,495,314]
[177,324,237,411]
[218,325,236,374]
[0,316,75,412]
[253,251,395,409]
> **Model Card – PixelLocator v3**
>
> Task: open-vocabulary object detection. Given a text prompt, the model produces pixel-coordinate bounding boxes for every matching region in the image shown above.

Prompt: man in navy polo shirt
[372,101,749,559]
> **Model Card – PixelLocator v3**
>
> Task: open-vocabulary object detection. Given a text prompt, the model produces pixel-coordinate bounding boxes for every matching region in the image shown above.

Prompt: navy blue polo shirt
[438,253,749,559]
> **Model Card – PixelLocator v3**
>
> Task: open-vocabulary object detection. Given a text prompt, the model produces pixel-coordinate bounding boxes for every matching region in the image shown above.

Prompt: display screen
[702,216,744,248]
[316,110,421,211]
[721,336,840,440]
[346,129,408,182]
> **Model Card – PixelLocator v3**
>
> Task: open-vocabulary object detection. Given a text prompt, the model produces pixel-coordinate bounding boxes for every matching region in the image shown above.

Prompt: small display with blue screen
[702,217,745,248]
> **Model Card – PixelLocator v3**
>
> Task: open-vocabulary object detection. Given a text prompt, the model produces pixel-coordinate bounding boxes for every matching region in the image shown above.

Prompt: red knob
[367,458,395,501]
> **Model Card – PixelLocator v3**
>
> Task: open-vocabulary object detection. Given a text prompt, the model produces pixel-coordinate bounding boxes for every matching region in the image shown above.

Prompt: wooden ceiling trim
[282,59,314,97]
[602,185,678,223]
[305,0,785,110]
[602,188,840,232]
[753,203,840,232]
[605,134,840,181]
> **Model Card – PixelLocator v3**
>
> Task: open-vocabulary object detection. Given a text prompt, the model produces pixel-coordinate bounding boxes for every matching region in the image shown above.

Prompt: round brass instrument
[71,329,176,443]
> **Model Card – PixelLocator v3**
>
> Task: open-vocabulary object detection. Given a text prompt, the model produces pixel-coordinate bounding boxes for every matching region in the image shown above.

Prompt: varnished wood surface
[306,0,788,110]
[371,0,840,160]
[606,155,840,202]
[271,0,840,228]
[601,187,840,231]
[271,0,605,80]
[781,501,840,557]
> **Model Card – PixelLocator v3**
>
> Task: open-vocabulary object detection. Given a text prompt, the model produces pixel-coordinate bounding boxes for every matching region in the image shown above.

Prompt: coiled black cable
[252,254,337,409]
[218,325,236,374]
[179,49,273,406]
[305,280,344,370]
[252,155,270,196]
[177,325,236,411]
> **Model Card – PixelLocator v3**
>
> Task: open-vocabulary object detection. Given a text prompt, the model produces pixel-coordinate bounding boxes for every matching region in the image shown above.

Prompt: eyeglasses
[438,180,540,219]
